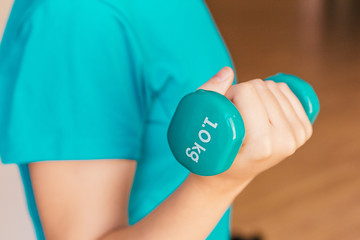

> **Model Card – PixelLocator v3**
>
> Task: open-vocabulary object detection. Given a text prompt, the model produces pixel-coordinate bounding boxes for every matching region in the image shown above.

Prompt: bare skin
[29,67,313,240]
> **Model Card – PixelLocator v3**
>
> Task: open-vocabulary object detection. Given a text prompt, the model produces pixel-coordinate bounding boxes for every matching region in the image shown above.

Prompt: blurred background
[1,0,359,239]
[0,2,35,240]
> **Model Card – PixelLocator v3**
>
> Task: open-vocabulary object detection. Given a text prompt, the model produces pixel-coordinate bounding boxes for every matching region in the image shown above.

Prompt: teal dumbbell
[167,73,320,176]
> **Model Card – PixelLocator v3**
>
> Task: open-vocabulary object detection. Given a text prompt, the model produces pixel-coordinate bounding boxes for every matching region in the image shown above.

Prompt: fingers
[198,66,234,95]
[226,78,312,151]
[225,81,270,140]
[265,81,308,146]
[249,79,289,128]
[277,83,313,139]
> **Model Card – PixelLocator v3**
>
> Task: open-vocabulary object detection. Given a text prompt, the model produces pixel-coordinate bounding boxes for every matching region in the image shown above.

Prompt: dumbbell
[167,73,320,176]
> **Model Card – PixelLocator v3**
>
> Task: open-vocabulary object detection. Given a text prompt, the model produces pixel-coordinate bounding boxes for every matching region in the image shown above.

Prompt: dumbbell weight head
[167,89,245,176]
[168,73,320,176]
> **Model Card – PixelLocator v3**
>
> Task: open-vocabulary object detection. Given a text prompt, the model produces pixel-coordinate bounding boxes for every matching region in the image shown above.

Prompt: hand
[191,67,313,193]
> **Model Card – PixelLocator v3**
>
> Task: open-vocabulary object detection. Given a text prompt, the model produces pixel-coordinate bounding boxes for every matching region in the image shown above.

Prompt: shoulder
[27,0,128,31]
[0,0,136,60]
[32,0,119,17]
[1,0,133,44]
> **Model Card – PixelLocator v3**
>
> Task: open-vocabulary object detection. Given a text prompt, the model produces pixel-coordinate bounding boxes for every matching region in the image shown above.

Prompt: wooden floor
[206,0,360,239]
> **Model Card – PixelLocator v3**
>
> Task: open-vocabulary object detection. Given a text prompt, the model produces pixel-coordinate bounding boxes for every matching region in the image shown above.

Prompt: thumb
[198,66,234,95]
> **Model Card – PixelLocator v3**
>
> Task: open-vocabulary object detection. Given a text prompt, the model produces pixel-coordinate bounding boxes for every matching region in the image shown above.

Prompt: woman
[0,0,312,239]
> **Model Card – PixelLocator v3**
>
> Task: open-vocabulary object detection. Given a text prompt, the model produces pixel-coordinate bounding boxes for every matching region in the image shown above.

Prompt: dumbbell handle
[168,73,319,176]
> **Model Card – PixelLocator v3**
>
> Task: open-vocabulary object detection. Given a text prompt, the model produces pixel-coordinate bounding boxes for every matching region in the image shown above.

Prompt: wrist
[186,172,254,201]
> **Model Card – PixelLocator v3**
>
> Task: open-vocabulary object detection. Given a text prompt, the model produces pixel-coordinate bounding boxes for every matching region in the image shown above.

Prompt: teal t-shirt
[0,0,235,239]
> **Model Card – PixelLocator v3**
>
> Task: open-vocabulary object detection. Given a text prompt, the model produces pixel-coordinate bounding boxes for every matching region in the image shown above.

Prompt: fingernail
[215,67,232,82]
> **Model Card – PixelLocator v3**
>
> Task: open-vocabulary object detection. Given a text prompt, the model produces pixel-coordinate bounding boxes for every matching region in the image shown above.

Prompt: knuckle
[265,80,276,87]
[278,82,289,89]
[227,83,255,103]
[278,82,292,93]
[238,82,256,94]
[239,82,253,89]
[249,78,264,85]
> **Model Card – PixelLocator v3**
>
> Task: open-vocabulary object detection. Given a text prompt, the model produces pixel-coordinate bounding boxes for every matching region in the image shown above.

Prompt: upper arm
[0,1,145,239]
[29,159,136,240]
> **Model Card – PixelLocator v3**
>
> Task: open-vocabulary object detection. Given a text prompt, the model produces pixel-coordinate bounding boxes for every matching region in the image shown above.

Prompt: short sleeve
[0,0,146,164]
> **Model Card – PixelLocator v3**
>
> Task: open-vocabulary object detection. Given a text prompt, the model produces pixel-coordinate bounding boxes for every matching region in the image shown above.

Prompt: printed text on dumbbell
[185,117,218,163]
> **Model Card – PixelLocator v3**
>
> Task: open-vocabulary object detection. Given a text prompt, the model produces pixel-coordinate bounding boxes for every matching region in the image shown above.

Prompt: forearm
[100,173,252,240]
